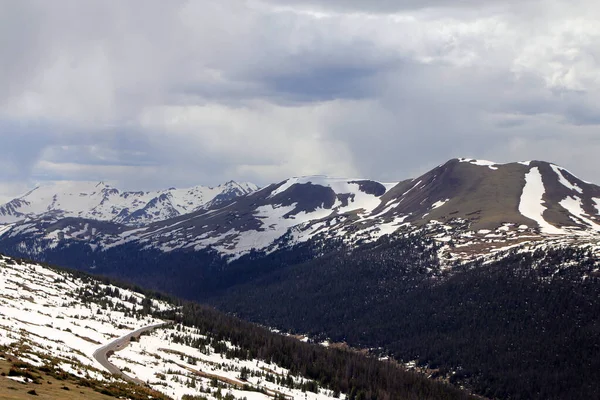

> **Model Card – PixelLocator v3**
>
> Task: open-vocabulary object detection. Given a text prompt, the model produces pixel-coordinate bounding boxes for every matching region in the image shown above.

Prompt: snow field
[0,257,343,400]
[0,259,169,380]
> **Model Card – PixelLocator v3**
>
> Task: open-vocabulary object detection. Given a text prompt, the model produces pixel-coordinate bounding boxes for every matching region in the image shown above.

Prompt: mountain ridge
[1,157,599,266]
[0,179,259,226]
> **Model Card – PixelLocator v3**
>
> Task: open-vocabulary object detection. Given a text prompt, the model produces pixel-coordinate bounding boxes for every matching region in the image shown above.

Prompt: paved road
[92,321,169,385]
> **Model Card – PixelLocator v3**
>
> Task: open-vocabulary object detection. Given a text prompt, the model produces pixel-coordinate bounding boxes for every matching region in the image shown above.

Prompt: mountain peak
[401,157,600,232]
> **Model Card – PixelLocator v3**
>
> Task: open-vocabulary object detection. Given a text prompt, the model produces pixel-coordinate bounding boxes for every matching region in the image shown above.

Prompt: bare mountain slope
[376,158,600,231]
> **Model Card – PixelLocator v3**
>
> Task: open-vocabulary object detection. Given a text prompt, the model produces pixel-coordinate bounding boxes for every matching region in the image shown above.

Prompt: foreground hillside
[0,254,472,400]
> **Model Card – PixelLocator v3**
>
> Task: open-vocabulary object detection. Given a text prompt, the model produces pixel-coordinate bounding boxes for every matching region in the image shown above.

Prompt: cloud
[256,0,543,13]
[1,0,600,200]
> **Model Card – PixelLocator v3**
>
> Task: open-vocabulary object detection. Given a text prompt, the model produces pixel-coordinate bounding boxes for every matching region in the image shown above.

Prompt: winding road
[92,321,169,385]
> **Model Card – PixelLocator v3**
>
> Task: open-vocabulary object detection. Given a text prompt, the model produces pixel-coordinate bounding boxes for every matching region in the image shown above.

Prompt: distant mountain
[0,180,258,226]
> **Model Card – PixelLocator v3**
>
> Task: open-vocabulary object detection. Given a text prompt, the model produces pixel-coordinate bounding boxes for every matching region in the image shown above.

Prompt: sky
[1,0,600,202]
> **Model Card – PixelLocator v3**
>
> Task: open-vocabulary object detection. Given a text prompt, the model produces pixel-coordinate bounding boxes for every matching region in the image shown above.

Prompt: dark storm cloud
[261,64,379,102]
[560,92,600,126]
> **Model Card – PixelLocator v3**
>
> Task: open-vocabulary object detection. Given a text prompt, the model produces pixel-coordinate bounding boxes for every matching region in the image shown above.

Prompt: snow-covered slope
[0,255,343,400]
[107,176,399,257]
[0,180,258,226]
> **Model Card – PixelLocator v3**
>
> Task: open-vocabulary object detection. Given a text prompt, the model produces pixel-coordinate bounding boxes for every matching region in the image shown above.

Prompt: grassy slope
[0,355,167,400]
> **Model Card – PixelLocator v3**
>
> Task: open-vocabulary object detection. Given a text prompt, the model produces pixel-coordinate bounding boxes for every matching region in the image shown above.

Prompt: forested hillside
[211,236,600,400]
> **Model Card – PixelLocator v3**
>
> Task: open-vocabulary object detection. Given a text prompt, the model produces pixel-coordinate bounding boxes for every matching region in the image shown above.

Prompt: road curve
[93,321,169,385]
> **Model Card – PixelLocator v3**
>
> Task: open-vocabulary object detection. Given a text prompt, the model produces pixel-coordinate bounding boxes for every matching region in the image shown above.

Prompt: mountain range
[1,158,599,264]
[0,180,258,226]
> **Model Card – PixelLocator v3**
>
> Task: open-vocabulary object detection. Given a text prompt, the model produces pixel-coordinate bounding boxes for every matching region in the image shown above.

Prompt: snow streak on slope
[431,199,449,210]
[550,164,583,194]
[519,167,564,234]
[559,196,600,232]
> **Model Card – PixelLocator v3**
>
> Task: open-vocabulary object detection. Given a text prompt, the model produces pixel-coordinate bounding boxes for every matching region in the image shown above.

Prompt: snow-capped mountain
[147,158,600,258]
[0,180,258,226]
[1,158,600,266]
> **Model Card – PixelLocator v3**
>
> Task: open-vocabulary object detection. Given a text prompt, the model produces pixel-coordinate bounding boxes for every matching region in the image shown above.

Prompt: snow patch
[458,158,498,170]
[431,199,449,210]
[402,180,422,197]
[6,376,29,383]
[0,224,12,237]
[594,198,600,215]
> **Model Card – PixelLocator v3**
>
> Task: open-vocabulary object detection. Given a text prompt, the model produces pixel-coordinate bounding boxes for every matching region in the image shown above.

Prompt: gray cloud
[257,0,542,13]
[0,0,600,199]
